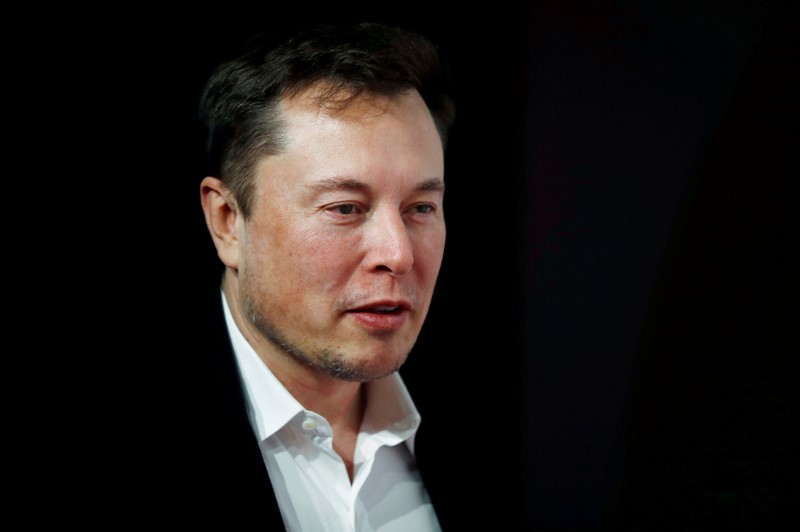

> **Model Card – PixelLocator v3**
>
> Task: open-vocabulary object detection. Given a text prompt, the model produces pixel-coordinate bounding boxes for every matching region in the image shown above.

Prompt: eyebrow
[306,177,445,193]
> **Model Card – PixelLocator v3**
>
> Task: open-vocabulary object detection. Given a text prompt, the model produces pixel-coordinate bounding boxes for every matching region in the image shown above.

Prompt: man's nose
[364,210,414,276]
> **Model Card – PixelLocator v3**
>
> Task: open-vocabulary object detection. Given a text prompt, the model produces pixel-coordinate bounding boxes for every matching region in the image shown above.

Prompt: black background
[44,0,797,529]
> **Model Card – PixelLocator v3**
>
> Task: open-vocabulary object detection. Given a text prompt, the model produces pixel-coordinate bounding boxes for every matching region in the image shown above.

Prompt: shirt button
[301,418,317,431]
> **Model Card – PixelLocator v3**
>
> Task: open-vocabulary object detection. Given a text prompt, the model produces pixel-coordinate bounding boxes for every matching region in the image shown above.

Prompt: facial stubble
[241,275,410,382]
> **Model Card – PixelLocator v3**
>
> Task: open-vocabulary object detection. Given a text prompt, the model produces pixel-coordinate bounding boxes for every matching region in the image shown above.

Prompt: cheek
[254,220,361,292]
[298,220,359,257]
[413,229,446,279]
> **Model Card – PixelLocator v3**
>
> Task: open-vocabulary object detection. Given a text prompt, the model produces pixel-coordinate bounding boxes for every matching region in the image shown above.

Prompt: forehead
[283,79,409,108]
[284,83,399,120]
[256,85,444,192]
[279,84,439,144]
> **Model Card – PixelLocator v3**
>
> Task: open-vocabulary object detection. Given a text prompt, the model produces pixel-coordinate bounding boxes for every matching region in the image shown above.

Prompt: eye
[407,203,437,216]
[336,204,357,215]
[324,203,364,219]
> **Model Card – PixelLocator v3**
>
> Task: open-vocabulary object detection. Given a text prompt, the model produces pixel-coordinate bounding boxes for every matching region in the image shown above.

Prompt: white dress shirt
[222,292,441,531]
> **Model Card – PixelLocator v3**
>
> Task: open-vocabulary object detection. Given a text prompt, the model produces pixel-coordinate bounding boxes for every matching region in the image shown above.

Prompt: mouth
[360,305,403,314]
[346,301,411,331]
[348,300,411,314]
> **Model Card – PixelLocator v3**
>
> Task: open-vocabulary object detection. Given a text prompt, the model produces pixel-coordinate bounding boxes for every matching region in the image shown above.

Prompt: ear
[200,177,241,270]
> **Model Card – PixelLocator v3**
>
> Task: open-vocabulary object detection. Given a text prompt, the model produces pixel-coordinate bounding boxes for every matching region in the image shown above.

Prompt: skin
[201,85,446,479]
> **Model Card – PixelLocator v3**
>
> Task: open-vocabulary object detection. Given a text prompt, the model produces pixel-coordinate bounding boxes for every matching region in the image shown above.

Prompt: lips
[347,301,411,331]
[349,301,411,314]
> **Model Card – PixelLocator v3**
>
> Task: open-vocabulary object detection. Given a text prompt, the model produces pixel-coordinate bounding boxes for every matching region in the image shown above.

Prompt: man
[182,22,456,530]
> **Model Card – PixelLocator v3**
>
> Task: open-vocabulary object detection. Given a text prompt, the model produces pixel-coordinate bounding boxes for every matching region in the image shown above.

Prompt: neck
[221,269,366,439]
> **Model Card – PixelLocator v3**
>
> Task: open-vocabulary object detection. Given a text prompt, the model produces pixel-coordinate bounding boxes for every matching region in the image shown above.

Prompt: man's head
[199,22,455,383]
[199,22,455,220]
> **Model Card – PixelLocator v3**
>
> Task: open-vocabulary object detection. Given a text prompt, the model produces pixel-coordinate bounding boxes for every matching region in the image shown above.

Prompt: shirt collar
[221,290,303,440]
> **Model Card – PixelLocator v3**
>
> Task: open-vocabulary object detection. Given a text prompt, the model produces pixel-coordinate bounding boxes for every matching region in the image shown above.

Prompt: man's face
[237,88,446,382]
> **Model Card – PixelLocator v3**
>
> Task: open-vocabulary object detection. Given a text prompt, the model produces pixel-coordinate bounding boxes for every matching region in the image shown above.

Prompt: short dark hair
[199,22,456,219]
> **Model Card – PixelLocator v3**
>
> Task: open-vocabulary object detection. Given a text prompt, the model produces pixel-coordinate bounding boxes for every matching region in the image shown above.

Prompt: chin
[316,349,409,382]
